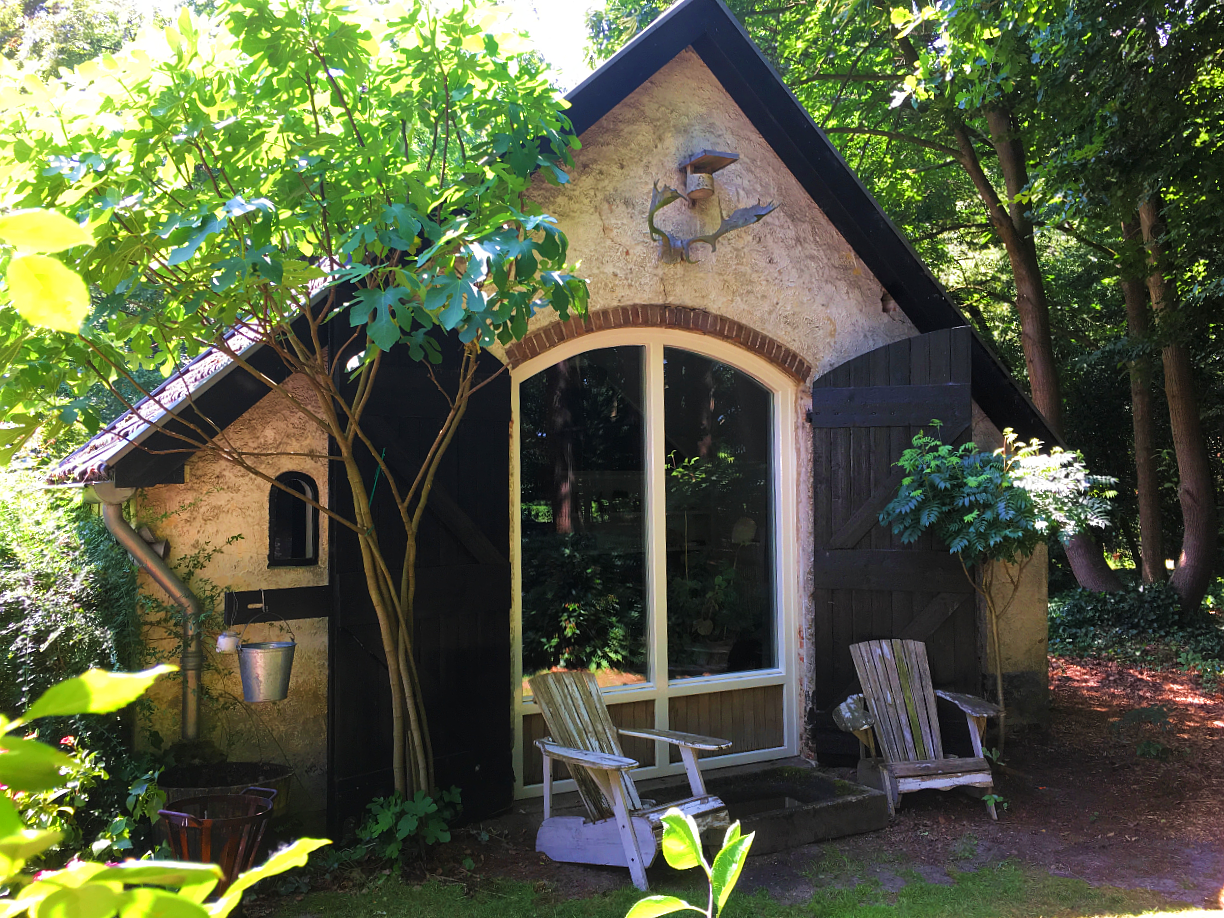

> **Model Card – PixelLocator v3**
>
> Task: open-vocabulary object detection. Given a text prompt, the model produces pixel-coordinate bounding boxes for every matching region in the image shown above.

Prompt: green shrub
[1049,582,1224,679]
[0,471,142,715]
[356,788,462,861]
[5,741,167,866]
[0,470,150,855]
[0,665,327,917]
[6,738,111,861]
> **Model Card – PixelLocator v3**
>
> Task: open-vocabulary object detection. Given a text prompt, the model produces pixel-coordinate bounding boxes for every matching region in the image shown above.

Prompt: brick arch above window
[503,305,813,383]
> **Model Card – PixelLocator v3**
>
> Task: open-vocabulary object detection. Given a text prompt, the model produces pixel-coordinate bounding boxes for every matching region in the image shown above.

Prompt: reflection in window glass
[269,472,318,566]
[520,347,648,692]
[664,349,774,679]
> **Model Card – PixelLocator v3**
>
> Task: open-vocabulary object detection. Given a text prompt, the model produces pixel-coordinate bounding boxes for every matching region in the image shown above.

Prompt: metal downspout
[98,493,202,743]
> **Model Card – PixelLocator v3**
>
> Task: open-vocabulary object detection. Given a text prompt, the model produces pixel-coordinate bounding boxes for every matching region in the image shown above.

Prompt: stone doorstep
[490,756,890,856]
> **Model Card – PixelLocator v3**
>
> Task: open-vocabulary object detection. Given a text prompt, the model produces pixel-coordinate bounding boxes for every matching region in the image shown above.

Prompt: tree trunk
[345,458,410,795]
[982,108,1063,436]
[1139,195,1217,613]
[546,359,576,534]
[955,108,1123,592]
[1121,218,1165,584]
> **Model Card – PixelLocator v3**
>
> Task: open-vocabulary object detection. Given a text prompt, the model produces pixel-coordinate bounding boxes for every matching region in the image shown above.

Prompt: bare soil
[770,655,1224,909]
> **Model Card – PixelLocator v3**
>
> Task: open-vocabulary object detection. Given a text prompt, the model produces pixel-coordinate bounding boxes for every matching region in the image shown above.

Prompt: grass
[261,861,1209,918]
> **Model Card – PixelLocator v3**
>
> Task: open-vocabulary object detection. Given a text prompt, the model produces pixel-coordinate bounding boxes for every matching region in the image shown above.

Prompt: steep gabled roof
[49,327,296,486]
[566,0,1056,445]
[51,0,1056,487]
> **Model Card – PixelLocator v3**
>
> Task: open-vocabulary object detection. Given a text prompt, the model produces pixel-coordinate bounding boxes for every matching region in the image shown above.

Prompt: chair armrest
[832,694,874,733]
[935,690,1002,718]
[617,727,730,752]
[534,740,638,772]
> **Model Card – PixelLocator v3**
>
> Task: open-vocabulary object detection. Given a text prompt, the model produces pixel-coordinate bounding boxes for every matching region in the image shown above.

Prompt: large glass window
[519,347,648,690]
[664,348,774,678]
[519,343,776,690]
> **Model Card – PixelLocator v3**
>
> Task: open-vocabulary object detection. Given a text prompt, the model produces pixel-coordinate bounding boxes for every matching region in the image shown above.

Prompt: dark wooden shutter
[328,337,512,832]
[809,327,979,759]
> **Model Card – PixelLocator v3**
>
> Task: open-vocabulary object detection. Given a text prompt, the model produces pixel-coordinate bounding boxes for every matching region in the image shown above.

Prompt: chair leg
[542,754,552,820]
[591,769,648,891]
[986,797,998,820]
[879,766,898,816]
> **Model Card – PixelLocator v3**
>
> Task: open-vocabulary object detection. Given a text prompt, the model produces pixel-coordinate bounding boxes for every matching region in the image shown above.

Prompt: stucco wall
[522,49,917,376]
[134,373,330,817]
[972,406,1050,724]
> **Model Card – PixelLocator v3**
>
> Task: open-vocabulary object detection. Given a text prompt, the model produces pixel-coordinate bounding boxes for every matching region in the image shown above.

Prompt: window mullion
[644,342,669,762]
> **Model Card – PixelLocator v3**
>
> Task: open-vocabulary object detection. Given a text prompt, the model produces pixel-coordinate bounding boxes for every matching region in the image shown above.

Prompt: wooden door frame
[510,327,801,798]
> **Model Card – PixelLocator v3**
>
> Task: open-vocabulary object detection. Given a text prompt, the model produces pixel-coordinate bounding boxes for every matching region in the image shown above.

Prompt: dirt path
[756,658,1224,907]
[382,658,1224,908]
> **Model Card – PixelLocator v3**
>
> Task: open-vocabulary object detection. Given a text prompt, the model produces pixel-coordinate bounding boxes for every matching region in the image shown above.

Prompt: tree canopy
[0,0,588,794]
[590,0,1224,599]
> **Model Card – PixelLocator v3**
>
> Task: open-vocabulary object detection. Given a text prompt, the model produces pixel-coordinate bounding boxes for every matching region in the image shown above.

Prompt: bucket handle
[238,594,296,646]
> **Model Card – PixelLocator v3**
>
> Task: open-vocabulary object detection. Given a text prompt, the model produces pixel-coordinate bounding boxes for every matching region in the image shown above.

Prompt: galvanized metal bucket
[237,612,296,703]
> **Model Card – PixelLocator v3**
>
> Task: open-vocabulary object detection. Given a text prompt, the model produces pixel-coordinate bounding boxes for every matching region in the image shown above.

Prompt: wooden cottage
[51,0,1056,831]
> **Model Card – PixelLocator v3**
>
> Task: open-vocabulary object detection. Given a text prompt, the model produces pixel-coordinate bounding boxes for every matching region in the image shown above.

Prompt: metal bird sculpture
[647,180,778,263]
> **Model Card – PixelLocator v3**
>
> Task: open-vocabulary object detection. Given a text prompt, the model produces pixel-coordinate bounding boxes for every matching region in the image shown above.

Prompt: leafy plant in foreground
[0,665,329,916]
[880,424,1116,750]
[624,809,754,918]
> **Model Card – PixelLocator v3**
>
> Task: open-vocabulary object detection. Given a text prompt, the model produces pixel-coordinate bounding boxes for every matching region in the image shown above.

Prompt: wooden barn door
[329,338,512,833]
[808,327,979,759]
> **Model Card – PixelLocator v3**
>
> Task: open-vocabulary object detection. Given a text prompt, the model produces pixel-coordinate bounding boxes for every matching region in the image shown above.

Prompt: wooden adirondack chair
[528,670,731,890]
[834,639,1002,819]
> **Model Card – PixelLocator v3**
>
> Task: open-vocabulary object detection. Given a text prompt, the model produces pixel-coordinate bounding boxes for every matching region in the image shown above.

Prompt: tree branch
[795,72,908,85]
[1045,221,1118,259]
[823,127,962,159]
[912,222,994,243]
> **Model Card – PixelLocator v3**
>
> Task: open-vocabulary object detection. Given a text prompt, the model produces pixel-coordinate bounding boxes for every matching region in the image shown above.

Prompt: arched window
[268,472,319,566]
[512,332,801,795]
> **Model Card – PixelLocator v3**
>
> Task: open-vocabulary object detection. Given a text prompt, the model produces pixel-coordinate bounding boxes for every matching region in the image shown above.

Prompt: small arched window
[268,472,319,566]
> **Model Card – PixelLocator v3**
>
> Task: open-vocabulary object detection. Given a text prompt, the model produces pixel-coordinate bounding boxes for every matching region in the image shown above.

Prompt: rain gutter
[88,481,202,743]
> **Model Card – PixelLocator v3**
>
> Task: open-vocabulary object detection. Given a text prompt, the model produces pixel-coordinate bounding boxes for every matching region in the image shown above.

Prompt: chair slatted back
[849,639,943,763]
[529,671,643,822]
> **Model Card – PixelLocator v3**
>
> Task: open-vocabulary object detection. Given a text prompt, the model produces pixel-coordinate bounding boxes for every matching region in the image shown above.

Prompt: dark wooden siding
[329,337,512,832]
[809,328,979,760]
[668,685,784,762]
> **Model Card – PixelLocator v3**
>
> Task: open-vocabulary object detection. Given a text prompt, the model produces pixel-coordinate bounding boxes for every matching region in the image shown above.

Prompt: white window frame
[510,327,800,798]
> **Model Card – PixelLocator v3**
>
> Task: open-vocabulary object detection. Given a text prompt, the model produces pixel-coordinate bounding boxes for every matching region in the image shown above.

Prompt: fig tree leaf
[0,738,75,792]
[0,210,93,253]
[25,666,175,721]
[624,896,702,918]
[5,255,90,332]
